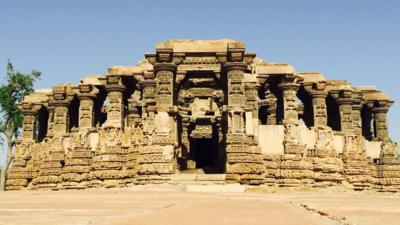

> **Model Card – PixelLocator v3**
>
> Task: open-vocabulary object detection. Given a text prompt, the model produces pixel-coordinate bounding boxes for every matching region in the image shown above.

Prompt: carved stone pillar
[303,81,328,128]
[337,90,354,132]
[52,101,70,136]
[310,90,328,127]
[181,117,192,169]
[352,91,363,135]
[104,76,125,129]
[279,75,300,125]
[279,75,304,155]
[223,44,265,184]
[265,86,277,125]
[226,62,246,108]
[140,77,156,109]
[51,85,74,136]
[78,84,96,130]
[245,81,259,135]
[20,104,36,141]
[154,63,176,112]
[46,105,55,137]
[225,62,247,135]
[372,101,392,141]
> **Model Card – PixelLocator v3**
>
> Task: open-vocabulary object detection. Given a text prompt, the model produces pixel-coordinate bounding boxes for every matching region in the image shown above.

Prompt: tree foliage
[0,61,41,136]
[0,60,41,190]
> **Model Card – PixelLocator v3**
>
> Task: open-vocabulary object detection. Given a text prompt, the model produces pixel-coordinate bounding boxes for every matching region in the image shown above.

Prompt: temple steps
[170,174,227,185]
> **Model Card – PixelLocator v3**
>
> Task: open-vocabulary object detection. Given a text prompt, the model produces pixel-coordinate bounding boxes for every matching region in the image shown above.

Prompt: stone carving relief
[53,106,68,135]
[79,99,94,128]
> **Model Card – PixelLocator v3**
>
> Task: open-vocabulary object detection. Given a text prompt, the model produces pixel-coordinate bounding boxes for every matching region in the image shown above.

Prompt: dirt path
[0,186,399,225]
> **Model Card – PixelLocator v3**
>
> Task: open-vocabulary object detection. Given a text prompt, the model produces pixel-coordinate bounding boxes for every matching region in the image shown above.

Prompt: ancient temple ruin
[6,39,400,191]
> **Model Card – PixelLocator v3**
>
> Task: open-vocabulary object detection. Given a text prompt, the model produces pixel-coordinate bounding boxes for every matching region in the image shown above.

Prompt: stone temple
[6,39,400,191]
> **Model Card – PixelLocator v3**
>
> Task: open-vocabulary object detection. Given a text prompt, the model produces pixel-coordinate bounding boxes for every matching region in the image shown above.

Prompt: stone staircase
[170,173,227,185]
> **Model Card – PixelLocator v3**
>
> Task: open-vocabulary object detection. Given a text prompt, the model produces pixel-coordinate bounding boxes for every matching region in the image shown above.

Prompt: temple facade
[6,39,400,191]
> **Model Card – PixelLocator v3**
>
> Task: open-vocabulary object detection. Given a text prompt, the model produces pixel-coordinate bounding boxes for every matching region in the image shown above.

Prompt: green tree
[0,60,40,190]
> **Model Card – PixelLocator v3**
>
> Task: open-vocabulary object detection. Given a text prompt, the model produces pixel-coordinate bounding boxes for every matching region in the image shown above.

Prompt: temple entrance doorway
[175,70,226,174]
[190,135,219,173]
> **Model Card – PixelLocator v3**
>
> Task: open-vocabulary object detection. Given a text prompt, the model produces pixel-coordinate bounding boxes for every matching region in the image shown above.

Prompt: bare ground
[0,185,399,225]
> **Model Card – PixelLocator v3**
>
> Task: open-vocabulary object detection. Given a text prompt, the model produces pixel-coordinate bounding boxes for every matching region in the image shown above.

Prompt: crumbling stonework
[5,39,400,192]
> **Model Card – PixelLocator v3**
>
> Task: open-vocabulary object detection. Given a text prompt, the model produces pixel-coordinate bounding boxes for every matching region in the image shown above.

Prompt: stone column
[46,105,55,137]
[51,85,74,136]
[279,75,304,155]
[310,90,328,127]
[225,61,247,133]
[154,63,176,113]
[265,86,277,125]
[279,75,300,125]
[304,81,328,128]
[337,90,354,132]
[222,43,265,184]
[372,100,392,141]
[104,76,125,129]
[181,117,192,169]
[20,104,36,141]
[78,84,96,130]
[140,76,156,108]
[352,91,363,135]
[245,81,259,135]
[52,101,70,136]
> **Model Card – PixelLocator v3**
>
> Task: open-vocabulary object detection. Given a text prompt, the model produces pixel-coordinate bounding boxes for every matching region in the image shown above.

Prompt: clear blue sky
[0,0,399,146]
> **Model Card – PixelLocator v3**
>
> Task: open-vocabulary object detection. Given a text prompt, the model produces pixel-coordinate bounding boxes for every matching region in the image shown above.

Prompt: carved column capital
[153,63,177,73]
[51,100,70,108]
[310,90,328,99]
[337,97,354,106]
[227,41,245,62]
[105,84,126,93]
[224,62,247,72]
[372,105,390,114]
[279,81,300,91]
[77,93,96,101]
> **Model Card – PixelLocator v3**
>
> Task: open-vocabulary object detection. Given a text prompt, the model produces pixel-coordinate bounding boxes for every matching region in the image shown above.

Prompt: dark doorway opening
[194,138,214,169]
[188,128,223,174]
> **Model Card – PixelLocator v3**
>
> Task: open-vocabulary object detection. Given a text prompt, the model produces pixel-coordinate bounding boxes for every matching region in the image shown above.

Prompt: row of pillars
[20,79,131,142]
[261,79,392,141]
